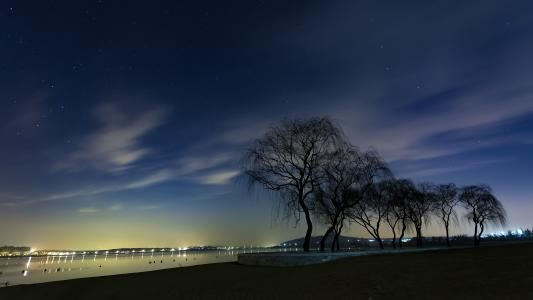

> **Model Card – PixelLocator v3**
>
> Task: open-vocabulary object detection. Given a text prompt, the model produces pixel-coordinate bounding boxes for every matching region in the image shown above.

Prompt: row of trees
[243,117,507,252]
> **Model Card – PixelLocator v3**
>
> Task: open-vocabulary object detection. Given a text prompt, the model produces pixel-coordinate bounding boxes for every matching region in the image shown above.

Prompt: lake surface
[0,248,296,286]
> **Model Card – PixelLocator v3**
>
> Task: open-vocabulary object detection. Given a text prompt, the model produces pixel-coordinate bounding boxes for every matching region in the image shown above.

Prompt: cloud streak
[4,149,241,206]
[397,158,512,179]
[78,207,99,214]
[199,170,240,185]
[55,103,167,173]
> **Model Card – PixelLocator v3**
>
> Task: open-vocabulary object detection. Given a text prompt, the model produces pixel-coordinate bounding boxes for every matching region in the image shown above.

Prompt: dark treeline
[243,117,507,252]
[279,229,533,250]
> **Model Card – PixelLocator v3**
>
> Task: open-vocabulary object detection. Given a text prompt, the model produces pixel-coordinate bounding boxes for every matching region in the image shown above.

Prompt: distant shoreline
[0,247,270,259]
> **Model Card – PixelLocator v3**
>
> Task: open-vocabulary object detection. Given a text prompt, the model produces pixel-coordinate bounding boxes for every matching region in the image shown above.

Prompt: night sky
[2,1,533,250]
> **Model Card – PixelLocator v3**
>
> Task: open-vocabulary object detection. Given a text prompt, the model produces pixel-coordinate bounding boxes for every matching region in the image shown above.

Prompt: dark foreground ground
[1,243,532,300]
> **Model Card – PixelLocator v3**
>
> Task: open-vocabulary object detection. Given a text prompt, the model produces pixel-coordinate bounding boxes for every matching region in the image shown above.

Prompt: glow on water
[0,248,287,286]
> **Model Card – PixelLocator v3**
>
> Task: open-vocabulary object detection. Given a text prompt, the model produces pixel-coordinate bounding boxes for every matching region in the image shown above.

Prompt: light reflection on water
[0,249,292,286]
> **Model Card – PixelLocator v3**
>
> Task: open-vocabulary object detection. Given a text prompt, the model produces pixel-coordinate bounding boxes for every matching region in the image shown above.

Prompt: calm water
[0,248,291,286]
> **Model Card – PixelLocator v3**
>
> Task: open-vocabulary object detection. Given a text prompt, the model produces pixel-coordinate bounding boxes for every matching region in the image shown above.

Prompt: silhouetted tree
[314,143,361,252]
[384,179,412,249]
[393,179,416,249]
[407,183,437,248]
[460,185,507,247]
[348,184,388,249]
[433,183,459,247]
[243,117,342,252]
[332,212,346,251]
[346,150,391,249]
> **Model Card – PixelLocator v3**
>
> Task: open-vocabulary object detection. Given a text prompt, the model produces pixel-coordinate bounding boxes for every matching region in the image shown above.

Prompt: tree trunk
[331,231,338,252]
[301,205,313,252]
[415,227,419,248]
[398,221,407,249]
[473,223,478,247]
[477,223,484,247]
[320,226,334,252]
[391,228,397,249]
[377,237,384,249]
[416,227,423,248]
[333,218,344,252]
[331,227,342,252]
[445,224,451,247]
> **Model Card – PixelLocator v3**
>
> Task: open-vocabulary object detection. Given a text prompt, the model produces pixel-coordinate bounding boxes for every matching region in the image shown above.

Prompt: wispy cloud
[78,204,125,214]
[176,152,237,175]
[7,150,240,206]
[42,168,177,202]
[55,103,167,173]
[319,41,533,163]
[199,170,240,185]
[78,207,99,214]
[109,204,123,211]
[245,1,533,164]
[136,204,163,211]
[123,169,176,189]
[397,158,512,179]
[76,203,162,214]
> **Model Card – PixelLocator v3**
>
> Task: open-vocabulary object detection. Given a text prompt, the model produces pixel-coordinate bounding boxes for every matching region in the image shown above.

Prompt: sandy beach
[1,242,531,300]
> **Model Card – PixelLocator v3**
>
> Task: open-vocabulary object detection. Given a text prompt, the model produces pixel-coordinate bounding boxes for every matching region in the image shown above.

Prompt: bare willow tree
[460,185,507,247]
[346,149,391,250]
[407,182,436,248]
[384,179,411,249]
[393,179,415,249]
[243,117,342,252]
[314,143,361,252]
[433,183,459,247]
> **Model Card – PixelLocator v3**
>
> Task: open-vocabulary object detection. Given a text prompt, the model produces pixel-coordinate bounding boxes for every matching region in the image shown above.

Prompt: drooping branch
[242,117,343,251]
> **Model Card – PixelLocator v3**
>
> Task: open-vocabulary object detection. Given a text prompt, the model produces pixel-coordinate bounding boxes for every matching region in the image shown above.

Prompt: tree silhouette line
[243,117,507,252]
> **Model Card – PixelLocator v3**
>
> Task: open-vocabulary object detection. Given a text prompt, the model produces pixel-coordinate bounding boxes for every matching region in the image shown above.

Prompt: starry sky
[1,0,533,250]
